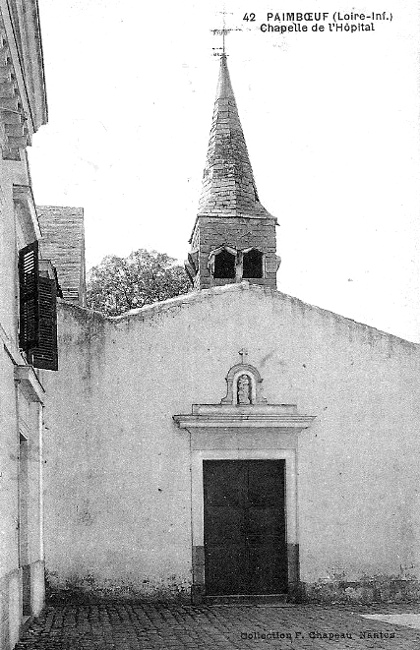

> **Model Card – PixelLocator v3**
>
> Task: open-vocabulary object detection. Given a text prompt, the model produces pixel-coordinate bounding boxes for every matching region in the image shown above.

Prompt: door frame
[191,447,298,602]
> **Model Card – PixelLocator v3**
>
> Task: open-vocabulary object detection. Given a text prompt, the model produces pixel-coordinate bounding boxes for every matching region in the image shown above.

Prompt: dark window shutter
[30,276,58,371]
[18,241,39,351]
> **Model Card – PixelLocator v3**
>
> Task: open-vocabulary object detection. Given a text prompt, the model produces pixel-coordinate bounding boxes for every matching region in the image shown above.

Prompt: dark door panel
[203,459,287,596]
[205,545,247,595]
[247,508,285,536]
[205,508,244,543]
[248,542,288,594]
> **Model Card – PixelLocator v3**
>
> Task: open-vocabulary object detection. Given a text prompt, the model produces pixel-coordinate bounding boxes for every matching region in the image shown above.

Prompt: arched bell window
[214,248,236,279]
[242,248,263,278]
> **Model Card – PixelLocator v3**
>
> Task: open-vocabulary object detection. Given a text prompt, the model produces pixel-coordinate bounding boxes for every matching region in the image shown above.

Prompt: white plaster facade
[42,284,420,603]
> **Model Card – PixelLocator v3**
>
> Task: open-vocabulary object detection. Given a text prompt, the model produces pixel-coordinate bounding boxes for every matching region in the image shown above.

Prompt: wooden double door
[203,459,287,596]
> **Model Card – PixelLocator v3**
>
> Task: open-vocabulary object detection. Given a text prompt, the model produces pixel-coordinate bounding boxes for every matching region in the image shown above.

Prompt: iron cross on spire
[211,9,241,56]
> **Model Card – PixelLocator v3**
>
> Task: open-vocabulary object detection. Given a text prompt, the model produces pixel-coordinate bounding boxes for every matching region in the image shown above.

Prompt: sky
[29,0,420,341]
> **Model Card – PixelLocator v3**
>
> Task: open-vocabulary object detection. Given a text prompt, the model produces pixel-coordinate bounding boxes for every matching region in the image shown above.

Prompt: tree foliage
[86,249,191,316]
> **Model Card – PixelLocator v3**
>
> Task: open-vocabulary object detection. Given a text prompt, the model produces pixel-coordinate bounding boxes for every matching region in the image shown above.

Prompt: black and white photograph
[1,0,420,648]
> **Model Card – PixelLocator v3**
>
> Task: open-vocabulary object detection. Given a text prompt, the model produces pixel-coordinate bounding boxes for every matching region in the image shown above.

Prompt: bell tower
[185,55,280,290]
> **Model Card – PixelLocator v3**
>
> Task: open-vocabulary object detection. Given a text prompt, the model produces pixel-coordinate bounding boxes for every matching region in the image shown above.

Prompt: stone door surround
[173,353,316,603]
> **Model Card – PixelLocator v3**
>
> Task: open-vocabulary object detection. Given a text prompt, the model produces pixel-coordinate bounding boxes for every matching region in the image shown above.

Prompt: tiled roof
[37,205,86,306]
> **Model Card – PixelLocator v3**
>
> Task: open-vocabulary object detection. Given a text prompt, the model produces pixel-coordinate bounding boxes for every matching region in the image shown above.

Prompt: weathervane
[211,8,242,56]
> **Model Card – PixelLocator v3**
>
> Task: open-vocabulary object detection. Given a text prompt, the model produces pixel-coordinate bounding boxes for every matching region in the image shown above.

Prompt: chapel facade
[40,54,420,607]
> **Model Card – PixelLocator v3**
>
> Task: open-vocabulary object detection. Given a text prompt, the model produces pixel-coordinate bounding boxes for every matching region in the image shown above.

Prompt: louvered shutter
[18,241,39,351]
[30,276,58,371]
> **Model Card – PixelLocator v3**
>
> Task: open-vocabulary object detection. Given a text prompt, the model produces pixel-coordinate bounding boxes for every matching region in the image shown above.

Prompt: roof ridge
[62,284,419,347]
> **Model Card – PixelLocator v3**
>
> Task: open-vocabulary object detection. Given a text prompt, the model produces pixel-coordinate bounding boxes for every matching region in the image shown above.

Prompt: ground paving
[15,602,420,650]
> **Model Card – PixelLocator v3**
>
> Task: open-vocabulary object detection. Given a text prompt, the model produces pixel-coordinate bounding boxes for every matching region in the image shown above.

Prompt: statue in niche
[237,374,252,405]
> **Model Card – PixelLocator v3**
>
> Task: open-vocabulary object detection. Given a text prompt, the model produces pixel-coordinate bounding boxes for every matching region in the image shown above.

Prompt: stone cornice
[5,0,48,128]
[0,2,47,160]
[173,404,316,431]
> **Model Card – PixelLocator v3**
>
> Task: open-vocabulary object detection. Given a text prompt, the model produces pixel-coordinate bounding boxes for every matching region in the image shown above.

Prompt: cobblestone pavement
[15,602,420,650]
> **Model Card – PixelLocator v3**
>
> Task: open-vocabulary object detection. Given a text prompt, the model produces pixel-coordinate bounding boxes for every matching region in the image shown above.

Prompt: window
[18,241,59,371]
[214,249,236,279]
[243,249,263,279]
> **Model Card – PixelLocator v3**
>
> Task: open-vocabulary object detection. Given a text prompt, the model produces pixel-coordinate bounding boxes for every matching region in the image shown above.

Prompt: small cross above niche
[238,347,248,364]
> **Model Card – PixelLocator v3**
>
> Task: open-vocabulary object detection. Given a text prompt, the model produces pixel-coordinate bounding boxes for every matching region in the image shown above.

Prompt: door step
[204,594,289,605]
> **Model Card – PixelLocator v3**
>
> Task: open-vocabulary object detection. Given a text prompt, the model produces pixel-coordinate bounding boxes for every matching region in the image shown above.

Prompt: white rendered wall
[43,284,420,600]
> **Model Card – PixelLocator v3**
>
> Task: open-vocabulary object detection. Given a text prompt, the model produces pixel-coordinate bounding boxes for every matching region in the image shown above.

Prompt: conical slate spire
[198,55,271,219]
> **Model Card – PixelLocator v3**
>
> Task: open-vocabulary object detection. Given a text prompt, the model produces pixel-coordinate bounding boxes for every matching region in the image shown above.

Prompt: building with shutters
[41,54,420,606]
[0,2,61,648]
